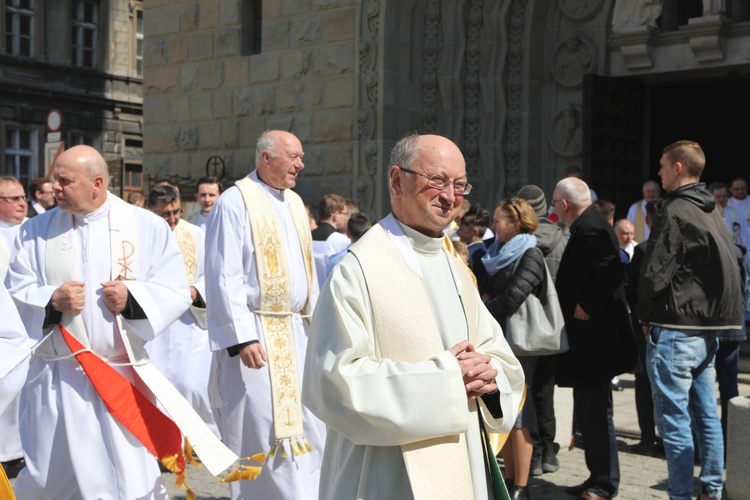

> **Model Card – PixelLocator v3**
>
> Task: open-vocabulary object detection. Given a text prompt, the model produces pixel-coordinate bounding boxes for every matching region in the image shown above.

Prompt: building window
[70,133,99,149]
[4,127,37,189]
[5,0,34,58]
[71,0,97,68]
[240,0,262,56]
[135,9,143,76]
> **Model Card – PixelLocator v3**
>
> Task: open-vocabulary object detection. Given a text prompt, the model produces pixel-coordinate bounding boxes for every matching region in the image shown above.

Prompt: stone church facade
[143,0,750,218]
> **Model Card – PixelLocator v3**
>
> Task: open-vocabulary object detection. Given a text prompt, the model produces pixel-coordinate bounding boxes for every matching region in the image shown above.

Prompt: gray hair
[387,134,421,202]
[555,177,591,207]
[255,130,278,167]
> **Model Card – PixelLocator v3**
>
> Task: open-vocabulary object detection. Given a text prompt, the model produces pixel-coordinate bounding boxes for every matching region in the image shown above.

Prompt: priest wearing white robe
[205,130,325,500]
[7,146,192,499]
[144,184,218,437]
[303,134,526,500]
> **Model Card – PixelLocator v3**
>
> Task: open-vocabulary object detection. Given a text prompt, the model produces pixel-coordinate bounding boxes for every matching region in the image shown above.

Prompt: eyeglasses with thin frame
[551,199,564,205]
[0,195,26,203]
[398,166,473,195]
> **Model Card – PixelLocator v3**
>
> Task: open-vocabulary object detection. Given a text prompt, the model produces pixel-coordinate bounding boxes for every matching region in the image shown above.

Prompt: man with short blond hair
[638,140,744,500]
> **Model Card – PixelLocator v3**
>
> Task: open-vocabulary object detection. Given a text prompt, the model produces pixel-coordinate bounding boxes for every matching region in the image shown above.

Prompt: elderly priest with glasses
[303,133,525,500]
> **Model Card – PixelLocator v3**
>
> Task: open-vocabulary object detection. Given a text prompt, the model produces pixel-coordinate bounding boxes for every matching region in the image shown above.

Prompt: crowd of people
[0,133,747,500]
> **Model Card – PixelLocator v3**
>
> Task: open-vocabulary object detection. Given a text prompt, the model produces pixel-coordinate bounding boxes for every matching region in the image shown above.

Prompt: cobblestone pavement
[7,373,748,499]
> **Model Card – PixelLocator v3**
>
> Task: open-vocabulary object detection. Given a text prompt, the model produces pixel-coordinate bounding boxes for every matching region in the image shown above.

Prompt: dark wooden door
[583,74,647,220]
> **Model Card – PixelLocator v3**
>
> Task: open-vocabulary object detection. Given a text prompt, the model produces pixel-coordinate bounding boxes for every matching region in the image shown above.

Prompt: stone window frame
[131,2,143,77]
[3,126,38,190]
[240,0,262,56]
[4,0,34,58]
[70,0,98,69]
[69,132,100,150]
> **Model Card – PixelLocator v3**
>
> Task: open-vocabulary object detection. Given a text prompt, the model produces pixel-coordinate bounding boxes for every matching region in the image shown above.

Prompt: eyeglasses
[0,195,26,203]
[398,166,473,195]
[551,199,564,205]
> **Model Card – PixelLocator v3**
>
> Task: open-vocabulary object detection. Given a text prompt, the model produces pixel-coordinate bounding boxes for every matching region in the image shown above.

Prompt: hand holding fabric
[101,281,129,313]
[51,281,85,313]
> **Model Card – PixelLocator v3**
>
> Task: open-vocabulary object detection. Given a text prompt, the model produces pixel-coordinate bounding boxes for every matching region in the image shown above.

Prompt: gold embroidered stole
[175,219,198,284]
[634,202,646,242]
[350,223,479,500]
[174,219,207,329]
[235,176,314,457]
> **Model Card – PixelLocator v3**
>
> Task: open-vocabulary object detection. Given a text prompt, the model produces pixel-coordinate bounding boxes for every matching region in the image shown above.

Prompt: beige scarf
[349,218,479,500]
[235,175,315,458]
[42,195,238,476]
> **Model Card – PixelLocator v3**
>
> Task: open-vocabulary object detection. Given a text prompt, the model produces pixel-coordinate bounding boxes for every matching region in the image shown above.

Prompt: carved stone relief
[549,104,583,158]
[355,0,381,213]
[559,0,604,22]
[551,35,597,89]
[504,0,528,195]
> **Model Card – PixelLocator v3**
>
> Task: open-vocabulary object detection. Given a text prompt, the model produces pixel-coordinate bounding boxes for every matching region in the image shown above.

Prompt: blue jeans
[646,327,723,500]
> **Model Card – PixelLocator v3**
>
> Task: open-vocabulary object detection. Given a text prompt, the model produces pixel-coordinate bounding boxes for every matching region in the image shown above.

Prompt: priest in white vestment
[205,130,325,500]
[303,134,526,500]
[0,176,28,466]
[144,184,219,436]
[7,146,193,499]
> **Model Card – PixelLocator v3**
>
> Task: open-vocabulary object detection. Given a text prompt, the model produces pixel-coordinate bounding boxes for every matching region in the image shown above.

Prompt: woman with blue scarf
[480,197,546,500]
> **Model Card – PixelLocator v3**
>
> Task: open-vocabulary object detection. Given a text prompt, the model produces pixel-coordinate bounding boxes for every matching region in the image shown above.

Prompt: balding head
[388,134,468,237]
[614,219,635,248]
[642,180,661,202]
[552,177,592,227]
[52,146,109,215]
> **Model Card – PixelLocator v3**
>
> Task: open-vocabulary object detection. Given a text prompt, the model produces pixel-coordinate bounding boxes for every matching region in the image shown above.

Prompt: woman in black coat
[480,197,545,500]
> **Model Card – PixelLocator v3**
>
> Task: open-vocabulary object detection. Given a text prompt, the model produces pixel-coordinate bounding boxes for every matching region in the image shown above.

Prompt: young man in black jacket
[637,140,744,500]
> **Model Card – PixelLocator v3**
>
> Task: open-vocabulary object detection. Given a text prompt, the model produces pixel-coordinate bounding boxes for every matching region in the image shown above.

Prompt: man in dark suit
[552,177,637,500]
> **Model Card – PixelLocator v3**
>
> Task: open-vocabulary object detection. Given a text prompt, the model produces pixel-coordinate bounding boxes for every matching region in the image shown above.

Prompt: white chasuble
[303,214,525,500]
[205,171,325,500]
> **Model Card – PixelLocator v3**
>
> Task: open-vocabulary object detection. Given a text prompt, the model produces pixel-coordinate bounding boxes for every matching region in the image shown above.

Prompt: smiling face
[257,131,305,190]
[152,199,182,230]
[390,135,467,238]
[492,206,521,243]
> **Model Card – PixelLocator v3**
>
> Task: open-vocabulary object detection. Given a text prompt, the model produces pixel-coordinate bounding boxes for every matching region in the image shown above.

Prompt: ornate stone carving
[355,0,381,213]
[463,0,483,178]
[505,0,528,195]
[549,104,583,158]
[421,0,440,134]
[559,0,604,22]
[611,0,662,34]
[551,35,597,89]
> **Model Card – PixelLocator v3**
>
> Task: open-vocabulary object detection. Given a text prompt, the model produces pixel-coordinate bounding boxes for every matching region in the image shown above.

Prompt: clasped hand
[449,340,498,400]
[51,280,129,314]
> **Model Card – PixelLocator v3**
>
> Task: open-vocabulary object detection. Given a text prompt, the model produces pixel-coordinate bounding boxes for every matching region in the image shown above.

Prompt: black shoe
[510,485,530,500]
[542,448,559,473]
[632,440,658,456]
[611,382,624,392]
[563,483,587,496]
[530,455,543,476]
